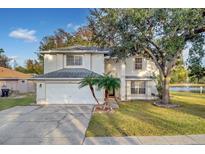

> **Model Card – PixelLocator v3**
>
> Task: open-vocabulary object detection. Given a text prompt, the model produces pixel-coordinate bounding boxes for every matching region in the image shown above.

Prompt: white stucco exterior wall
[84,54,91,70]
[91,54,105,74]
[44,52,105,75]
[105,56,158,78]
[125,57,158,77]
[120,62,126,101]
[36,82,46,104]
[105,55,159,100]
[44,54,57,73]
[105,60,121,77]
[56,54,64,70]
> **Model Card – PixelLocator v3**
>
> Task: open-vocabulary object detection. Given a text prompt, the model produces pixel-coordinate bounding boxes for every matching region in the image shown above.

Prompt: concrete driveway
[0,105,93,145]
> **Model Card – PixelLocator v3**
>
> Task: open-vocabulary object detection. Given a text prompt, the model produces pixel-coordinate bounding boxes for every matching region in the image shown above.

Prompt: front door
[109,89,115,97]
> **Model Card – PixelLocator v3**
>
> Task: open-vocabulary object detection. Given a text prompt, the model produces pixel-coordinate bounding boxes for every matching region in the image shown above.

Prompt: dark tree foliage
[0,48,11,68]
[88,8,205,104]
[187,37,205,83]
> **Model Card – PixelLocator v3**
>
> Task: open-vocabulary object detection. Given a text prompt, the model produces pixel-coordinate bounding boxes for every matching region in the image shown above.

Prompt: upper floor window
[66,55,82,66]
[135,57,142,70]
[131,81,146,94]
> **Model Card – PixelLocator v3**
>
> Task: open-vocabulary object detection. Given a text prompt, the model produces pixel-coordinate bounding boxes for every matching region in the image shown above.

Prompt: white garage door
[46,83,96,104]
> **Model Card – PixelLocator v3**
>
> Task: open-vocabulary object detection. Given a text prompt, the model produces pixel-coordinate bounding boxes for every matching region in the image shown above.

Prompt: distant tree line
[0,48,11,68]
[39,27,95,51]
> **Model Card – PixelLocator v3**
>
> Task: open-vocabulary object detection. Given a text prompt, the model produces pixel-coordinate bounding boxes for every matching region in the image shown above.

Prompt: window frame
[130,80,146,95]
[135,57,143,70]
[65,54,83,67]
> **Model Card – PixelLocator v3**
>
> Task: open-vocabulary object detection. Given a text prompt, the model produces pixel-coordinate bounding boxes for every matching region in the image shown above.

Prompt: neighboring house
[0,67,35,95]
[34,46,158,105]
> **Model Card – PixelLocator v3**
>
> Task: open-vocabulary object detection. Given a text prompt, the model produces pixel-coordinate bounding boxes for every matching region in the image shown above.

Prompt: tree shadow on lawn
[170,99,205,119]
[108,100,205,136]
[86,113,126,137]
[87,97,205,137]
[110,107,205,136]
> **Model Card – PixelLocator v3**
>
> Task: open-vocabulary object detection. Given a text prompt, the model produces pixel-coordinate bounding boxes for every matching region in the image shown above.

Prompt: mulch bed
[93,105,114,113]
[153,101,181,108]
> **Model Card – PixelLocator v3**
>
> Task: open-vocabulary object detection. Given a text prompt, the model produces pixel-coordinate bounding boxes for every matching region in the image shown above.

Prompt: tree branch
[166,51,181,76]
[184,26,205,41]
[144,38,161,51]
[143,47,165,77]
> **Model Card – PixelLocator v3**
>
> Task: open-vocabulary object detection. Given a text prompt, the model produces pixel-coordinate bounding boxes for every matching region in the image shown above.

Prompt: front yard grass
[86,92,205,137]
[0,94,35,111]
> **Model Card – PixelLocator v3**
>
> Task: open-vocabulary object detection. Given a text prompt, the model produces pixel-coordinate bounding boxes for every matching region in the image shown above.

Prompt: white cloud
[66,23,86,32]
[66,23,73,29]
[9,28,37,42]
[74,25,81,31]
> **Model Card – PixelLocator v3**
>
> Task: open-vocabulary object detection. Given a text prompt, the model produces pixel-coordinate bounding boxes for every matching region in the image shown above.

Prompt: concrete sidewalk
[84,134,205,145]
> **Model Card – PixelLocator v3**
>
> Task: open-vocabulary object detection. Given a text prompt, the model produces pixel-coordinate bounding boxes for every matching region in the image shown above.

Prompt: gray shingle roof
[34,68,101,79]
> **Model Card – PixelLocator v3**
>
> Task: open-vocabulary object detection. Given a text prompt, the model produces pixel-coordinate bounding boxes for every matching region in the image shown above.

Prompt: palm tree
[79,76,99,104]
[97,74,120,107]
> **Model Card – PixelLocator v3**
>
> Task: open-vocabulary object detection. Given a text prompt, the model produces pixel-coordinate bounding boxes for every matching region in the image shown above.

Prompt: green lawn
[86,92,205,137]
[0,94,35,111]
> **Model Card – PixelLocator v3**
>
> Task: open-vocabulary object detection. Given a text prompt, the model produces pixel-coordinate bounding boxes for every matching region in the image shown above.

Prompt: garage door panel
[46,83,96,104]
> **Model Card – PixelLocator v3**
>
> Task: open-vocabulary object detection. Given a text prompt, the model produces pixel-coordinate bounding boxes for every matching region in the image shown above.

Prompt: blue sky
[0,8,204,67]
[0,8,90,66]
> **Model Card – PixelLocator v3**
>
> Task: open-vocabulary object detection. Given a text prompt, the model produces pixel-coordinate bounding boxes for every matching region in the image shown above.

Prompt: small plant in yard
[80,74,120,112]
[96,74,120,111]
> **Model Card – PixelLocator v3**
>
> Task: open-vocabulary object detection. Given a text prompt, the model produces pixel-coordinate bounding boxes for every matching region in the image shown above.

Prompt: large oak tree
[88,8,205,104]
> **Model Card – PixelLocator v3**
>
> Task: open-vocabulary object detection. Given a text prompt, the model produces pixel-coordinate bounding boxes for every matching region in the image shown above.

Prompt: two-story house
[34,46,158,104]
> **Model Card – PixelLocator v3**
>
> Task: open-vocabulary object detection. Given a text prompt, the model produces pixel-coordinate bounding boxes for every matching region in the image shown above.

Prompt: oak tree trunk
[161,76,170,104]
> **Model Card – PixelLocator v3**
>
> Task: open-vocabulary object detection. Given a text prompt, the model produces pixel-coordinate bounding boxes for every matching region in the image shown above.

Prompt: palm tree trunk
[89,85,99,104]
[105,89,109,105]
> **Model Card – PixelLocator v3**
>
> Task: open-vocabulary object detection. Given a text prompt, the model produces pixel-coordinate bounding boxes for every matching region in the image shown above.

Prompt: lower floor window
[131,81,146,94]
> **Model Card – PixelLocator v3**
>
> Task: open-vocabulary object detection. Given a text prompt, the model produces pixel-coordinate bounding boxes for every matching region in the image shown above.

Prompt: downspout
[90,54,92,71]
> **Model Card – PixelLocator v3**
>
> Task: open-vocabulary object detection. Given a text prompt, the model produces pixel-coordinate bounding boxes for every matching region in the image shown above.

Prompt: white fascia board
[31,78,83,81]
[125,78,153,81]
[40,50,109,54]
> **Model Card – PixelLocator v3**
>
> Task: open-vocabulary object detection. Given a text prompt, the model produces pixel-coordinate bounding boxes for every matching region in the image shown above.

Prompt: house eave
[31,78,83,81]
[125,76,154,81]
[41,50,109,54]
